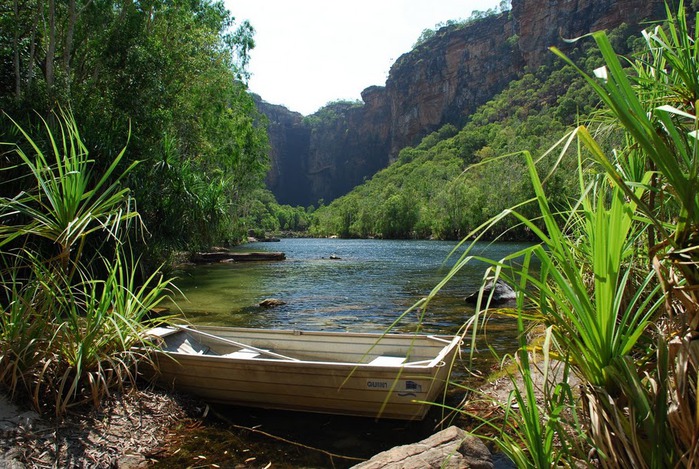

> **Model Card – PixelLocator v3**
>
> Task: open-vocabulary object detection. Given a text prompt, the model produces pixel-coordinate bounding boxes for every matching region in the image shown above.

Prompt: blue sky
[225,1,503,115]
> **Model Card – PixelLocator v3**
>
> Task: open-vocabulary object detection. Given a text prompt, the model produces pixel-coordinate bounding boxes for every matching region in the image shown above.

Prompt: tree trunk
[13,0,21,100]
[27,0,42,91]
[46,0,56,96]
[63,0,76,94]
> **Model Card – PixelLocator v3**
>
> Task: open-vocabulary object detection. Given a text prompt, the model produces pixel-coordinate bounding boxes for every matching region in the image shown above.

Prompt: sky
[224,0,503,116]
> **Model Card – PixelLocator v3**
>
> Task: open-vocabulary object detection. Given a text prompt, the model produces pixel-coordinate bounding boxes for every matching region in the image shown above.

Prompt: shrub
[0,110,173,415]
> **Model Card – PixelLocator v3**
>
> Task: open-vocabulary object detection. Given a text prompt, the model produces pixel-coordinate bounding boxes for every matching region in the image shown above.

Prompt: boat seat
[166,338,210,355]
[223,349,261,359]
[368,356,406,366]
[145,326,178,338]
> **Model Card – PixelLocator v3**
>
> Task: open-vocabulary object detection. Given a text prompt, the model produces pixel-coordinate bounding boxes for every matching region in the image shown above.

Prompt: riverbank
[0,362,527,468]
[0,379,492,467]
[0,388,453,467]
[0,388,203,468]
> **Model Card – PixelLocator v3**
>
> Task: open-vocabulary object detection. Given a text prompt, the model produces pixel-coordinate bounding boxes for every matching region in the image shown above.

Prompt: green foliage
[0,112,173,416]
[0,0,269,262]
[433,3,699,467]
[1,110,138,275]
[554,6,699,289]
[240,188,313,236]
[413,20,466,48]
[412,1,512,48]
[302,100,362,127]
[498,150,662,388]
[553,2,699,463]
[310,60,590,240]
[466,326,582,468]
[309,20,651,241]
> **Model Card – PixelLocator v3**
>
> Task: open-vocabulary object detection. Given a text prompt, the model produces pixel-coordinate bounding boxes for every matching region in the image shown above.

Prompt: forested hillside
[308,27,638,240]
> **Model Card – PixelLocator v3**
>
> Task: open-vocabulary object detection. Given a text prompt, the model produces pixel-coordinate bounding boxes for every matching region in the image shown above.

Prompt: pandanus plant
[554,1,699,319]
[551,2,699,464]
[426,2,699,467]
[0,110,173,415]
[1,109,138,278]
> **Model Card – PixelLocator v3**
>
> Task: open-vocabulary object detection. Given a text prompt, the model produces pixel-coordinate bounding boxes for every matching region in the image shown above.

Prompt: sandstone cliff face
[512,0,666,65]
[384,13,521,158]
[259,0,668,207]
[305,97,391,203]
[254,97,310,206]
[258,96,391,206]
[259,12,518,206]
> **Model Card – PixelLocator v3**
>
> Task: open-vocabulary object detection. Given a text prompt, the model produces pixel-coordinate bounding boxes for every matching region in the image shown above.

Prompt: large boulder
[352,426,492,469]
[465,279,516,305]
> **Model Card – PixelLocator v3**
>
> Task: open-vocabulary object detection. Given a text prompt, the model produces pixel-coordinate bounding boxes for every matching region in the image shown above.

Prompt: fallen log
[193,252,286,263]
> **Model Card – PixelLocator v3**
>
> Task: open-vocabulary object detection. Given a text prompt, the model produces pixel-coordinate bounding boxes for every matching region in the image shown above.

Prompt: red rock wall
[383,13,520,159]
[513,0,666,65]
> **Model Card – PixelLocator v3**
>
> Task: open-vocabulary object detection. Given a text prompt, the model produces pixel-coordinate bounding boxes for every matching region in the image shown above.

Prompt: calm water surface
[166,238,526,345]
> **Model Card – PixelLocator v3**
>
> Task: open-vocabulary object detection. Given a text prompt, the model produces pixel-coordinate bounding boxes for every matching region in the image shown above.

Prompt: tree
[0,0,269,261]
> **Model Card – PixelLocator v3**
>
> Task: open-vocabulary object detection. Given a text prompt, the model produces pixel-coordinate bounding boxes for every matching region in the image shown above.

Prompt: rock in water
[465,279,516,305]
[351,426,492,469]
[259,298,286,308]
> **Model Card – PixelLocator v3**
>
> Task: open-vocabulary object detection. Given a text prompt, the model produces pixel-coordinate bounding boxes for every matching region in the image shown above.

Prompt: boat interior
[146,326,459,367]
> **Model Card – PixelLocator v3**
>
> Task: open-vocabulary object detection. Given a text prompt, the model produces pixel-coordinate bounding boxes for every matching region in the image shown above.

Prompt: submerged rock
[465,279,516,305]
[259,298,286,308]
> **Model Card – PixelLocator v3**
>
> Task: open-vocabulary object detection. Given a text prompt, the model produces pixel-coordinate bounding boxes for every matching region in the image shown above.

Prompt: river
[155,238,524,468]
[165,238,525,339]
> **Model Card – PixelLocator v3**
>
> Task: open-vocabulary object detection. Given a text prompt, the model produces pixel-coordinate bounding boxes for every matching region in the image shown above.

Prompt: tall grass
[554,2,699,464]
[2,112,138,276]
[447,147,665,465]
[440,2,699,467]
[0,110,173,415]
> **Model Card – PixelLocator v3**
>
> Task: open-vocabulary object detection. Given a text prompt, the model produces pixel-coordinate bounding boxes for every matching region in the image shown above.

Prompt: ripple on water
[163,238,528,348]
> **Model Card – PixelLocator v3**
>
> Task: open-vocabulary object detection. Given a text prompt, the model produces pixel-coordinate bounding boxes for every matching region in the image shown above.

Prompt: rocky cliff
[261,0,667,207]
[254,97,310,206]
[513,0,666,65]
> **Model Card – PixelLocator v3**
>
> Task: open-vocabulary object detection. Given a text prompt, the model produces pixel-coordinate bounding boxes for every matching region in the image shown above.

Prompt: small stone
[259,298,286,308]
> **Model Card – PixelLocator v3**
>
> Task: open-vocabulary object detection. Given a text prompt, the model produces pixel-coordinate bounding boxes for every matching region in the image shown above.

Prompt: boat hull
[141,326,461,420]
